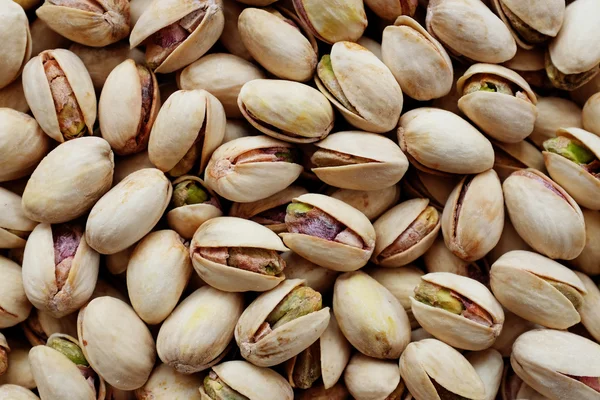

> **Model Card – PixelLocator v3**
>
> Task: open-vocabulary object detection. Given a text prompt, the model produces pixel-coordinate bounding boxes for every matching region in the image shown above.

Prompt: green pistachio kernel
[172,180,208,207]
[204,372,248,400]
[543,136,596,164]
[414,281,463,315]
[286,202,314,217]
[47,337,89,367]
[266,286,322,330]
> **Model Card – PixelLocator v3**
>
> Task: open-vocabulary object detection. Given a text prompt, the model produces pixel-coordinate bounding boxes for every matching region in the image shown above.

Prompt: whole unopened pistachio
[572,210,600,276]
[328,185,400,221]
[130,0,224,73]
[0,256,32,328]
[22,309,78,347]
[401,168,459,210]
[492,139,546,181]
[135,363,203,400]
[235,279,330,367]
[292,0,367,44]
[0,333,8,376]
[281,252,339,294]
[491,250,587,329]
[0,384,39,400]
[0,0,31,90]
[0,188,37,249]
[343,353,401,400]
[468,349,504,400]
[315,41,403,133]
[530,96,583,148]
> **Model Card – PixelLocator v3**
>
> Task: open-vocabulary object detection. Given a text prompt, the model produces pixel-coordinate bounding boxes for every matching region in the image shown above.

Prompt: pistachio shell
[129,0,152,26]
[0,77,29,113]
[0,0,31,90]
[0,256,32,328]
[492,309,538,358]
[0,188,37,249]
[280,251,339,294]
[112,151,155,186]
[344,353,400,400]
[319,312,351,389]
[220,0,252,61]
[105,245,134,275]
[572,73,600,106]
[30,19,71,57]
[492,139,546,181]
[487,217,532,265]
[294,382,350,400]
[583,92,600,136]
[293,0,367,44]
[401,169,459,210]
[423,236,490,285]
[363,0,417,21]
[328,185,400,221]
[135,363,202,400]
[530,96,582,148]
[22,309,78,347]
[575,271,600,343]
[571,209,600,276]
[223,119,258,143]
[504,46,546,72]
[0,385,39,400]
[356,36,382,60]
[467,349,504,400]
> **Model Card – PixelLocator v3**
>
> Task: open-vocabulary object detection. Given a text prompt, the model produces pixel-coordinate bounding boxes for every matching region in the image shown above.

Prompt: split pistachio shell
[467,349,504,400]
[491,250,587,329]
[382,16,453,101]
[77,296,156,390]
[0,256,32,328]
[130,0,225,74]
[0,188,37,249]
[126,230,192,325]
[372,198,440,267]
[220,0,252,61]
[398,108,494,175]
[343,353,400,400]
[85,168,171,255]
[399,338,486,400]
[280,252,339,294]
[457,64,538,143]
[426,0,516,63]
[401,169,459,210]
[0,109,49,183]
[280,193,376,272]
[363,0,417,21]
[22,137,114,224]
[328,185,400,221]
[575,271,600,343]
[441,169,504,261]
[411,272,505,350]
[530,96,582,148]
[238,79,334,143]
[492,309,538,358]
[189,217,289,292]
[0,385,39,400]
[333,271,411,359]
[135,363,202,400]
[199,360,294,400]
[235,279,330,367]
[0,0,31,90]
[22,309,78,347]
[487,217,531,265]
[157,287,244,373]
[293,0,367,44]
[178,53,266,118]
[511,330,600,400]
[492,139,546,181]
[572,210,600,276]
[503,168,586,260]
[315,41,403,133]
[583,92,600,136]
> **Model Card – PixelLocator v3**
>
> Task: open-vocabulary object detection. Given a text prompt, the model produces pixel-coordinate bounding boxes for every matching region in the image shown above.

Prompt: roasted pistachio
[0,384,39,399]
[467,349,504,400]
[487,217,532,265]
[571,209,600,276]
[0,343,35,389]
[502,363,550,400]
[492,309,539,358]
[134,363,202,399]
[22,309,78,347]
[292,0,367,44]
[344,353,401,400]
[530,96,583,148]
[280,251,339,294]
[0,0,31,90]
[583,92,600,137]
[0,188,37,249]
[364,0,417,21]
[401,168,459,210]
[295,382,350,400]
[328,185,400,221]
[492,139,546,181]
[503,47,551,90]
[572,73,600,106]
[574,271,600,343]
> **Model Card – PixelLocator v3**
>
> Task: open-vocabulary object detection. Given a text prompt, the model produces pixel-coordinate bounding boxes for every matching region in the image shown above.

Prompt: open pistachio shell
[571,209,600,276]
[0,385,39,399]
[0,188,37,249]
[530,96,582,148]
[0,0,32,90]
[575,271,600,343]
[583,92,600,136]
[189,216,289,292]
[281,252,339,294]
[328,185,400,221]
[491,250,586,329]
[311,131,408,191]
[467,349,504,400]
[382,16,453,101]
[503,168,585,260]
[293,0,367,44]
[356,36,382,60]
[135,363,202,399]
[22,309,78,347]
[492,139,546,182]
[157,287,244,373]
[344,353,400,400]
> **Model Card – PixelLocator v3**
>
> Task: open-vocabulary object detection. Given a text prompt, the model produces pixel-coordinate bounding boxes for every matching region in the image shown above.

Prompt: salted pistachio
[400,338,486,400]
[30,334,106,400]
[0,256,32,328]
[364,0,417,21]
[441,169,504,262]
[546,0,600,90]
[220,0,252,61]
[372,199,440,267]
[280,193,376,272]
[468,349,504,400]
[135,363,203,400]
[572,73,600,106]
[311,131,408,191]
[157,287,243,374]
[149,89,225,177]
[583,92,600,137]
[0,188,37,249]
[0,0,31,90]
[200,360,293,400]
[491,250,586,329]
[457,64,537,143]
[398,108,495,175]
[0,333,8,376]
[238,79,334,143]
[315,41,403,133]
[0,77,29,113]
[22,49,96,143]
[293,0,367,44]
[295,382,350,400]
[424,236,490,286]
[328,185,400,221]
[205,135,303,202]
[571,209,600,276]
[22,309,78,347]
[99,60,159,156]
[167,176,222,239]
[401,168,459,211]
[178,53,266,118]
[235,279,330,367]
[334,271,410,359]
[130,0,224,73]
[511,330,600,400]
[344,353,400,400]
[492,140,545,181]
[426,0,516,63]
[0,384,39,399]
[85,168,171,255]
[280,251,339,294]
[503,168,585,260]
[503,47,551,90]
[190,217,289,292]
[382,16,453,101]
[502,363,550,400]
[530,96,583,148]
[229,186,308,234]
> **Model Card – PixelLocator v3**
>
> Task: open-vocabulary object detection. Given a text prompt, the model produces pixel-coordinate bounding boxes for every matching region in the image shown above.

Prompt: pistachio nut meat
[575,271,600,343]
[0,188,37,249]
[238,7,318,82]
[0,333,8,376]
[511,330,600,400]
[572,209,600,276]
[441,169,505,262]
[343,353,401,400]
[200,360,294,400]
[401,168,459,211]
[491,250,587,329]
[189,217,289,292]
[328,185,401,221]
[334,271,411,359]
[503,168,586,260]
[22,308,78,347]
[311,131,409,191]
[167,175,223,239]
[0,384,39,400]
[467,349,504,400]
[29,334,106,400]
[543,127,600,210]
[280,193,376,272]
[583,92,600,136]
[281,251,339,294]
[400,338,486,400]
[372,198,440,268]
[129,0,225,73]
[315,41,403,133]
[157,286,244,373]
[135,363,203,400]
[530,96,583,148]
[204,135,303,202]
[238,79,334,143]
[492,139,545,182]
[149,89,225,177]
[0,0,32,90]
[457,64,538,143]
[77,296,156,390]
[292,0,367,44]
[22,49,96,143]
[99,59,160,156]
[36,0,130,47]
[235,279,330,367]
[398,108,495,175]
[411,272,504,350]
[545,0,600,90]
[0,259,32,328]
[382,16,453,101]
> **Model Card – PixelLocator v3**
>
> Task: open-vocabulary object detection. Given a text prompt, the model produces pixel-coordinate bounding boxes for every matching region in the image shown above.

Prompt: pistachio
[0,188,37,249]
[220,0,252,61]
[292,0,367,44]
[492,310,539,358]
[22,308,78,347]
[401,168,459,210]
[344,353,401,400]
[487,217,532,265]
[571,209,600,276]
[467,349,504,400]
[135,363,203,400]
[502,363,550,400]
[503,47,551,90]
[572,73,600,106]
[492,140,546,181]
[364,0,417,21]
[0,256,32,328]
[0,333,9,376]
[294,382,350,400]
[0,0,31,90]
[583,92,600,137]
[530,96,583,148]
[328,185,400,221]
[281,252,339,294]
[0,384,39,399]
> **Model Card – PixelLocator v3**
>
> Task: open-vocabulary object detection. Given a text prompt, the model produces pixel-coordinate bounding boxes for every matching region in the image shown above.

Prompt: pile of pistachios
[1,0,600,398]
